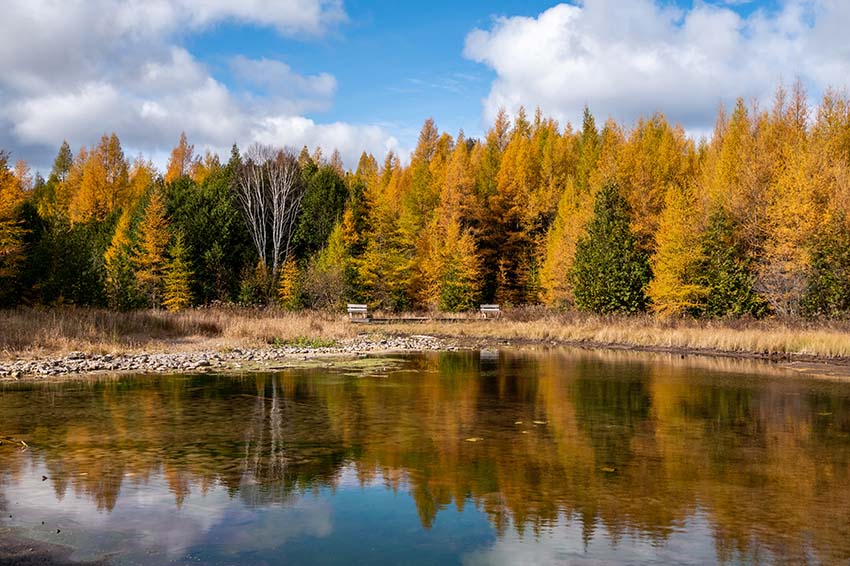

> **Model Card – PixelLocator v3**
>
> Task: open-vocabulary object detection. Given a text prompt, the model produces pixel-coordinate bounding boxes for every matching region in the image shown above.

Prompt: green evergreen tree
[802,214,850,318]
[694,209,768,318]
[293,164,349,259]
[104,208,141,310]
[571,181,651,314]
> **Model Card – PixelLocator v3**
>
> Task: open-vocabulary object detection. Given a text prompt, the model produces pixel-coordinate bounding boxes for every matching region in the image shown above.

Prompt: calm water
[1,349,849,565]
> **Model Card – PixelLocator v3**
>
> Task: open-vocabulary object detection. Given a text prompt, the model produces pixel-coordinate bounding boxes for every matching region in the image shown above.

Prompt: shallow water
[1,348,849,565]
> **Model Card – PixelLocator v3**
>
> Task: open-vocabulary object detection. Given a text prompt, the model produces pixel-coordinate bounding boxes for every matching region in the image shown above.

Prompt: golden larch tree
[165,132,195,184]
[162,230,193,312]
[648,183,706,316]
[133,188,171,307]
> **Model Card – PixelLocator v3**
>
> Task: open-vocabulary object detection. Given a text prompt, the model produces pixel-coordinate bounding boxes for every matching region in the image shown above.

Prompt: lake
[1,348,849,565]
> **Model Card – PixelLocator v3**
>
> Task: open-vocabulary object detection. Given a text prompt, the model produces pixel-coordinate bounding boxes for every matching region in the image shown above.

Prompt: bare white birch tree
[233,144,305,288]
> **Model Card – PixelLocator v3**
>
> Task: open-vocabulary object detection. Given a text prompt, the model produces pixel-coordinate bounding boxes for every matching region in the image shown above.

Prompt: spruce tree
[694,209,767,318]
[104,208,140,310]
[801,214,850,318]
[571,181,650,314]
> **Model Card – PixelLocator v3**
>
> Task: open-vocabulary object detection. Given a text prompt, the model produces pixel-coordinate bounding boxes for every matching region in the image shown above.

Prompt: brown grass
[0,306,357,359]
[1,306,850,361]
[396,311,850,359]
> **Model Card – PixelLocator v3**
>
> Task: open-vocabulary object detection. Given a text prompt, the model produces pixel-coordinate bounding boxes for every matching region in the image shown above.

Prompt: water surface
[1,349,849,564]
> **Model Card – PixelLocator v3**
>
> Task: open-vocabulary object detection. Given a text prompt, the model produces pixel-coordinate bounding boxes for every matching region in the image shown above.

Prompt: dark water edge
[1,347,849,565]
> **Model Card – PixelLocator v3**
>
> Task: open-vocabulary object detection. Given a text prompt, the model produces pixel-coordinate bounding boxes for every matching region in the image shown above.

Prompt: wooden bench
[347,304,369,321]
[479,304,501,318]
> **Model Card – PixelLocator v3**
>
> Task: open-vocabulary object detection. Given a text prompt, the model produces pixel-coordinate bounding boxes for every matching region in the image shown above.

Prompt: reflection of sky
[4,458,741,565]
[3,460,495,565]
[462,511,722,566]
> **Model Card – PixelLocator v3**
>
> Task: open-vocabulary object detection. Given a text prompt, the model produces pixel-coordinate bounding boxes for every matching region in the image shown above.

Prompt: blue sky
[1,0,846,171]
[185,0,561,142]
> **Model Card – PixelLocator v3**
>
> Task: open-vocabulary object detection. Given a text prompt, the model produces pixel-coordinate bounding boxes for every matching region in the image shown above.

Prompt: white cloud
[464,0,850,132]
[252,116,402,165]
[0,0,396,171]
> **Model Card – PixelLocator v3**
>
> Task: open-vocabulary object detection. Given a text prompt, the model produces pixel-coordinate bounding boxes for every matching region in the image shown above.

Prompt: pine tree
[162,231,193,312]
[571,182,651,314]
[694,209,767,318]
[800,213,850,318]
[133,188,170,308]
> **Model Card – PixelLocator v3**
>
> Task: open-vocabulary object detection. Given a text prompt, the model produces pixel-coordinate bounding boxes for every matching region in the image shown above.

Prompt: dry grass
[0,306,357,359]
[1,306,850,361]
[397,310,850,360]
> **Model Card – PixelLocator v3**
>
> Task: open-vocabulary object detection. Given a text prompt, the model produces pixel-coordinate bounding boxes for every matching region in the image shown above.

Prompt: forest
[1,82,849,319]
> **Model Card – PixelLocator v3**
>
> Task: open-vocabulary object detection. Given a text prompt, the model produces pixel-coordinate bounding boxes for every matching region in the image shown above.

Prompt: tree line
[1,81,849,317]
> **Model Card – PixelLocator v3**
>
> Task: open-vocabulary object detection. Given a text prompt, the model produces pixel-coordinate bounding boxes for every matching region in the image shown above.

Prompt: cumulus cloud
[0,0,396,171]
[252,116,400,160]
[464,0,850,132]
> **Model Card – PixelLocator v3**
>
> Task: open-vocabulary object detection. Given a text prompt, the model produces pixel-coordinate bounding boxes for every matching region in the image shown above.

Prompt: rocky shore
[0,334,456,380]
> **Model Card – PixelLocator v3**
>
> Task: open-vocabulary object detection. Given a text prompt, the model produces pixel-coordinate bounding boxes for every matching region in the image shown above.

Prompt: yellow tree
[616,114,695,251]
[397,120,448,304]
[540,178,593,307]
[127,157,156,206]
[648,183,706,316]
[0,152,27,284]
[488,107,541,304]
[756,82,816,315]
[37,141,74,219]
[357,152,410,309]
[423,215,481,312]
[277,256,301,309]
[133,188,171,307]
[165,132,195,184]
[69,134,129,223]
[189,149,221,185]
[539,111,600,307]
[421,134,481,311]
[162,231,193,312]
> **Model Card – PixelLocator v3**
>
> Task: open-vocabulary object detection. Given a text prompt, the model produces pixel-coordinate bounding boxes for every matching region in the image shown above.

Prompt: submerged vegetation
[2,82,850,322]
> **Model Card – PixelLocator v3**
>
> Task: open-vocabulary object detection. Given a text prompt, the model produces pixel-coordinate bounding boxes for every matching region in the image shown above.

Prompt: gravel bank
[0,335,456,380]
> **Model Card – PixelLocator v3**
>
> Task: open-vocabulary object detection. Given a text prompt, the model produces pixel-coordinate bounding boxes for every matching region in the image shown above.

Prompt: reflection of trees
[1,350,850,562]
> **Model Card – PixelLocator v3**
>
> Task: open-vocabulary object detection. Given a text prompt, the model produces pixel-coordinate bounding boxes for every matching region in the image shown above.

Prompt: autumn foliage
[4,82,850,318]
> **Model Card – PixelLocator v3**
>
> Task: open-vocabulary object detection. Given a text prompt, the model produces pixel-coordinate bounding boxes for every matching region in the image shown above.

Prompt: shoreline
[3,307,850,381]
[3,330,850,382]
